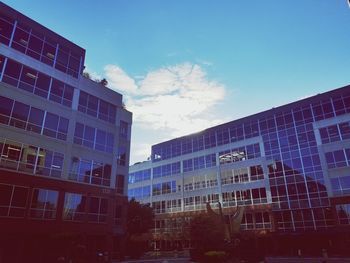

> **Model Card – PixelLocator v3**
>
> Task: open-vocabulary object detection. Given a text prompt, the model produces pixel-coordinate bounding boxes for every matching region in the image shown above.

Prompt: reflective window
[26,107,44,134]
[120,121,128,138]
[10,101,29,129]
[73,122,114,153]
[30,188,58,220]
[78,91,117,124]
[68,157,111,186]
[0,183,29,218]
[43,112,69,141]
[1,57,75,108]
[0,96,14,125]
[2,59,21,87]
[117,146,127,166]
[49,79,74,107]
[88,196,108,223]
[63,193,86,221]
[0,14,14,45]
[116,174,124,194]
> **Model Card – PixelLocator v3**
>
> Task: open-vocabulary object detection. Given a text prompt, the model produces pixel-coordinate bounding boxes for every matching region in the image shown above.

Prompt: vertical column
[216,152,224,204]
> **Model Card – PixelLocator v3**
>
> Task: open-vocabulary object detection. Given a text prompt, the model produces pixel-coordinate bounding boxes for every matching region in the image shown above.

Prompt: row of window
[219,143,261,165]
[319,121,350,144]
[222,188,268,207]
[0,14,82,78]
[183,194,220,212]
[152,91,350,162]
[184,179,218,191]
[331,177,350,197]
[183,153,216,173]
[128,186,151,199]
[128,169,151,184]
[68,157,112,187]
[0,56,75,108]
[0,138,64,178]
[325,148,350,169]
[0,95,69,141]
[221,165,264,185]
[274,208,334,231]
[0,183,122,224]
[152,181,177,196]
[152,199,182,214]
[78,91,117,124]
[240,212,271,230]
[73,122,114,153]
[153,162,181,178]
[336,204,350,225]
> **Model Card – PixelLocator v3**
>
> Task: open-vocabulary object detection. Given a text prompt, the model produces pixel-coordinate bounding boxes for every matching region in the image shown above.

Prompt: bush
[202,250,227,263]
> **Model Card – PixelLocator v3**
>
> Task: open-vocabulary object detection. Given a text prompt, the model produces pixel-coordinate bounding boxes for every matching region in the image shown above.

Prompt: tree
[125,199,154,258]
[190,213,226,252]
[99,78,108,87]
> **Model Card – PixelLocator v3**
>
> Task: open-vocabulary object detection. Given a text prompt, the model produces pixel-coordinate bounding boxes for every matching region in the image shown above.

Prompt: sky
[5,0,350,164]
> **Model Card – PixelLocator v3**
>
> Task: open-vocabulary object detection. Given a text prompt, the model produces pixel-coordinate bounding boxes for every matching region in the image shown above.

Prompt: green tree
[126,199,154,258]
[190,213,226,252]
[99,78,108,87]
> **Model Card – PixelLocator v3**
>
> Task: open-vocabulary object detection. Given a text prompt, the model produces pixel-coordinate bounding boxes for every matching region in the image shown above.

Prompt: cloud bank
[105,62,226,136]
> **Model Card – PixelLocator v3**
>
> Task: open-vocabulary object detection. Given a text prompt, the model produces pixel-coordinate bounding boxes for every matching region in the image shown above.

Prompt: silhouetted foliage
[125,198,154,258]
[190,213,226,251]
[99,78,108,87]
[127,198,154,235]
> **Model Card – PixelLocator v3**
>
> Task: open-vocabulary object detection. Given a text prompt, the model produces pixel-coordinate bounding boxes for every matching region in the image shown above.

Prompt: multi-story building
[0,2,132,262]
[129,84,350,254]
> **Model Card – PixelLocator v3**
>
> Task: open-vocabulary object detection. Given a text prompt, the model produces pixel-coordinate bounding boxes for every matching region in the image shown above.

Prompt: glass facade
[0,95,69,141]
[129,85,350,242]
[0,13,83,78]
[1,56,75,107]
[0,3,132,261]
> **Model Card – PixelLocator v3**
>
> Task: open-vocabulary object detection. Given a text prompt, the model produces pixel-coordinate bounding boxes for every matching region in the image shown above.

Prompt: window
[1,57,75,108]
[18,65,37,93]
[88,197,108,223]
[63,193,86,221]
[0,15,14,45]
[116,174,124,194]
[30,189,58,219]
[78,91,117,124]
[2,59,21,87]
[120,121,128,138]
[117,146,127,166]
[0,184,29,218]
[68,157,111,186]
[0,96,14,125]
[43,113,69,141]
[26,107,44,134]
[11,25,29,53]
[10,101,30,130]
[49,79,74,107]
[183,159,193,173]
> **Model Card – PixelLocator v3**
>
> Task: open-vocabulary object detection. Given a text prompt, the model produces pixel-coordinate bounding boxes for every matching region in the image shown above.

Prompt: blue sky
[5,0,350,163]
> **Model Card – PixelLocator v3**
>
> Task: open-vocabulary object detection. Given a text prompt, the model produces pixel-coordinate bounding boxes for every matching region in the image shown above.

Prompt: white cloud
[104,65,138,95]
[104,62,227,162]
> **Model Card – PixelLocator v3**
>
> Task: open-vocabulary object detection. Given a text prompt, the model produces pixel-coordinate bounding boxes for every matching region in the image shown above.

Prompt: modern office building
[0,2,132,262]
[129,84,350,254]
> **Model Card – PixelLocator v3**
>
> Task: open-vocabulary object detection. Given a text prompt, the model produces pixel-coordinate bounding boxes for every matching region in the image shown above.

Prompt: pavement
[115,259,193,263]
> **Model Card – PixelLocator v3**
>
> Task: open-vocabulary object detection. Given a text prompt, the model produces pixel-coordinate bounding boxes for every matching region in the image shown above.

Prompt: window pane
[34,72,50,98]
[0,184,12,206]
[10,101,30,129]
[11,186,28,207]
[27,107,44,134]
[0,96,14,125]
[3,59,21,87]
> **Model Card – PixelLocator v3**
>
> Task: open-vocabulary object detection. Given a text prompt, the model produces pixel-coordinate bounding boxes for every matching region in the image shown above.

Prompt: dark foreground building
[129,84,350,256]
[0,2,132,262]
